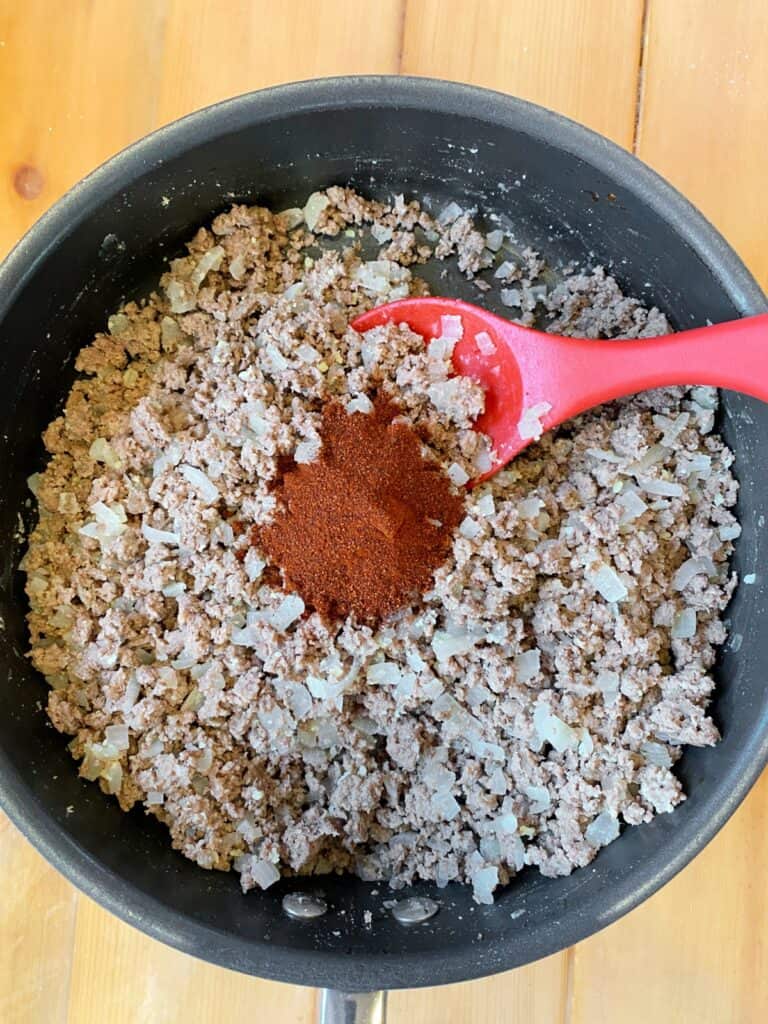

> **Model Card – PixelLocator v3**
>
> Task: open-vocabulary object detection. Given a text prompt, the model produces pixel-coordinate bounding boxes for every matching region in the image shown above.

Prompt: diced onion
[427,336,454,361]
[586,447,623,463]
[459,516,482,540]
[672,556,715,591]
[578,728,594,757]
[496,812,518,834]
[431,629,477,662]
[265,595,305,632]
[485,229,504,252]
[467,685,491,707]
[281,682,313,720]
[439,314,463,340]
[585,811,620,847]
[514,648,540,684]
[474,445,493,473]
[533,705,579,752]
[588,563,628,602]
[494,260,517,279]
[244,549,266,582]
[294,439,321,464]
[263,343,289,373]
[616,489,648,524]
[296,342,320,364]
[427,377,468,413]
[595,669,620,696]
[627,444,669,475]
[283,282,305,301]
[108,313,131,336]
[230,626,261,647]
[641,741,672,767]
[430,790,461,821]
[104,724,129,750]
[471,865,499,905]
[518,497,543,519]
[189,246,224,288]
[521,783,551,812]
[518,402,552,442]
[303,192,330,231]
[78,502,127,547]
[276,208,304,231]
[672,607,697,639]
[447,462,469,486]
[475,493,495,518]
[249,858,281,890]
[346,394,374,415]
[474,330,496,356]
[306,675,348,708]
[690,386,718,410]
[142,523,181,546]
[500,288,522,307]
[421,756,456,792]
[371,223,393,244]
[367,661,405,686]
[229,255,247,280]
[437,202,462,227]
[89,437,123,469]
[653,412,690,445]
[637,476,684,498]
[179,464,220,504]
[680,453,712,479]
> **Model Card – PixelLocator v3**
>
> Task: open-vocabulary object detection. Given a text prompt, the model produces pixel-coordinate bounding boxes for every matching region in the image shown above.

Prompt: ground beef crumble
[22,188,739,904]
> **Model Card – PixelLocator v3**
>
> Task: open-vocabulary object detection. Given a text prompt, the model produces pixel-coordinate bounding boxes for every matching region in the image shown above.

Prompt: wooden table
[1,2,767,1021]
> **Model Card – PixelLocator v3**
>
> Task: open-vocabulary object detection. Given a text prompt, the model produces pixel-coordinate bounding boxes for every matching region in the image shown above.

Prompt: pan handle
[317,989,388,1023]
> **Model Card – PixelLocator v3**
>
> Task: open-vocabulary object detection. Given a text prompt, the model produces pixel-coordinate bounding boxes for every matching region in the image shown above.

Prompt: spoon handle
[533,313,768,424]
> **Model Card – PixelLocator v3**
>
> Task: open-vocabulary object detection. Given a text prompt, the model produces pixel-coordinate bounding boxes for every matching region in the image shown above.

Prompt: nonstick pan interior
[0,78,766,991]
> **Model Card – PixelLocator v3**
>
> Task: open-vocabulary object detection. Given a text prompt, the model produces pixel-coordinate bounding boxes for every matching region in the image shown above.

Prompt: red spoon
[352,298,768,480]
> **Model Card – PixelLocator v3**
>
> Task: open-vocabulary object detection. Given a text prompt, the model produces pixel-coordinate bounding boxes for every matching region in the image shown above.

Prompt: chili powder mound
[257,396,464,622]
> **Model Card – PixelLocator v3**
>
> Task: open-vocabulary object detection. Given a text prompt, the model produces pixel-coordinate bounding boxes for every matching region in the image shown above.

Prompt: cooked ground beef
[22,187,738,904]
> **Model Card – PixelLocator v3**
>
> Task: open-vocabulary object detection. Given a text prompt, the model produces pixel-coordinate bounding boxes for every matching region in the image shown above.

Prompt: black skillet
[0,78,766,1022]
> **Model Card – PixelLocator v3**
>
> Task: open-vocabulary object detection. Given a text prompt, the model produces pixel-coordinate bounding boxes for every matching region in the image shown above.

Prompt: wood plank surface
[1,1,766,1021]
[401,0,646,146]
[67,895,315,1024]
[636,0,768,290]
[572,776,768,1024]
[0,0,168,257]
[572,4,768,1019]
[0,818,78,1024]
[155,0,404,125]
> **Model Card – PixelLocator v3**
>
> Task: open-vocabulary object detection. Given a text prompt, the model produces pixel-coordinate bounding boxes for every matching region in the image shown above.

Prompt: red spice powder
[256,396,464,622]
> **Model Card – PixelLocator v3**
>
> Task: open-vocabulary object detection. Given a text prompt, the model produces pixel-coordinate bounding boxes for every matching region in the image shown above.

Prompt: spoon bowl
[353,298,768,479]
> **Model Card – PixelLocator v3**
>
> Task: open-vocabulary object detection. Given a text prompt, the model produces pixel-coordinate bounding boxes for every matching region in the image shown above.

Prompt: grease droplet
[14,164,44,200]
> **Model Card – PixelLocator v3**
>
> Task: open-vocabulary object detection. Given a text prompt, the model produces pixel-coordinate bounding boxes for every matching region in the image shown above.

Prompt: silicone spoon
[352,298,768,481]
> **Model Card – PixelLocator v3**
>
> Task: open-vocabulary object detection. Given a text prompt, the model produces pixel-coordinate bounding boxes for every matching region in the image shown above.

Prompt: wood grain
[0,0,167,257]
[0,0,404,259]
[390,953,568,1023]
[0,816,77,1024]
[571,774,768,1024]
[155,0,403,125]
[636,0,768,290]
[401,0,646,146]
[67,895,315,1024]
[570,5,768,1017]
[1,1,768,1021]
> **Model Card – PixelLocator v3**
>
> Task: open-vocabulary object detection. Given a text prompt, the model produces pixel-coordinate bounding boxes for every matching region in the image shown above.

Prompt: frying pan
[0,78,766,1023]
